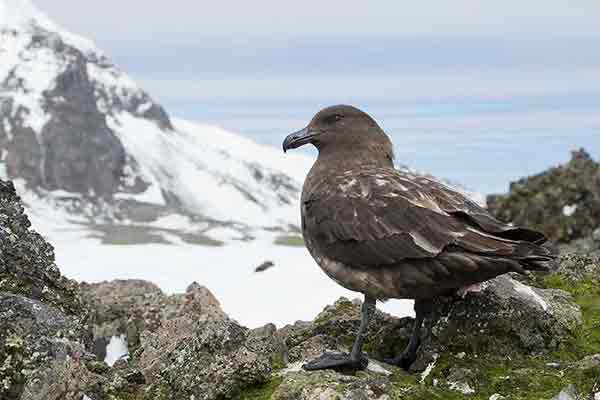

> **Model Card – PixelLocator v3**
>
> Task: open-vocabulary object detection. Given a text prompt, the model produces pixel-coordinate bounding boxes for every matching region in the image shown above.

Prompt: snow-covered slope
[0,0,312,242]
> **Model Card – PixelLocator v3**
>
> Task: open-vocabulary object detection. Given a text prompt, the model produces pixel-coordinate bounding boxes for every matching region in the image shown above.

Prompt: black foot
[384,350,417,371]
[302,352,368,372]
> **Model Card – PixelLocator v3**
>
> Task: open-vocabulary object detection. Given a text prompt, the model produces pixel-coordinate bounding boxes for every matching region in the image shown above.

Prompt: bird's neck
[312,149,394,175]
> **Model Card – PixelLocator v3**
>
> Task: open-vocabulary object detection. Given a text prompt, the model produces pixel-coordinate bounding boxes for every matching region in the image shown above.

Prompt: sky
[34,1,600,106]
[30,1,600,192]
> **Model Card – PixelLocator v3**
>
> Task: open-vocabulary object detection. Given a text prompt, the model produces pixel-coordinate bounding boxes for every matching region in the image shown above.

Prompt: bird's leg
[302,295,375,372]
[385,298,434,371]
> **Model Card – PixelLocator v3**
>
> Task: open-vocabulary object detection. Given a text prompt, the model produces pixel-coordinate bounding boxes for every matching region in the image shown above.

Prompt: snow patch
[448,380,475,394]
[562,204,577,217]
[104,334,128,367]
[367,360,392,376]
[0,0,99,54]
[420,353,439,384]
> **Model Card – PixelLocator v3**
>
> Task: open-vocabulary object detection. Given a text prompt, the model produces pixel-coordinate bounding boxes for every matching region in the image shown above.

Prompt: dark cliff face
[0,25,171,199]
[487,149,600,244]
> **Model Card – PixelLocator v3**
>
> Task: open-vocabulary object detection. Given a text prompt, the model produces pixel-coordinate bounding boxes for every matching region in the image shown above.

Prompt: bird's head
[283,105,394,163]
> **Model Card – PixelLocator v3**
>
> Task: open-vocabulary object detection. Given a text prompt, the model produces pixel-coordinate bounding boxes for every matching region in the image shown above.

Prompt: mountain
[0,0,312,244]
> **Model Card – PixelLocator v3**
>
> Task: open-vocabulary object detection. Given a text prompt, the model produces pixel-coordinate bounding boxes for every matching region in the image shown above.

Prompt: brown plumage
[283,104,556,372]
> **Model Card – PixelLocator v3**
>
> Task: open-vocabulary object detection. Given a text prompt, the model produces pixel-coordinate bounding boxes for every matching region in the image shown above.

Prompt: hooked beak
[282,127,319,153]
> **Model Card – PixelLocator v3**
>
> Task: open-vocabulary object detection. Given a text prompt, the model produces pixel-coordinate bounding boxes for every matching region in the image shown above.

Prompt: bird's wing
[302,167,547,267]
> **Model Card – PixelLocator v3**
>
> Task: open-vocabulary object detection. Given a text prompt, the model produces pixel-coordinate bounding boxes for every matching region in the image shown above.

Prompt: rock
[559,228,600,258]
[278,297,413,363]
[81,279,226,358]
[573,354,600,370]
[413,274,582,372]
[0,181,84,314]
[0,180,98,400]
[255,260,275,272]
[487,148,600,244]
[446,367,475,394]
[134,317,282,400]
[272,368,393,400]
[553,384,580,400]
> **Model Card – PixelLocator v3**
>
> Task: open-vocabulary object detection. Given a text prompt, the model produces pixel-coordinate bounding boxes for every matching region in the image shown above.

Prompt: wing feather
[302,167,549,268]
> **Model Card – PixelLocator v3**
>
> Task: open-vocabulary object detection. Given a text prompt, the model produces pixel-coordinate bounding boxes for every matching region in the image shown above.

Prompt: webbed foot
[302,351,368,372]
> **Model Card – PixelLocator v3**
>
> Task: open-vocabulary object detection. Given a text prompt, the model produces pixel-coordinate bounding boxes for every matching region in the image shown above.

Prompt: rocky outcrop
[81,279,227,358]
[0,179,98,400]
[81,254,596,400]
[134,318,282,400]
[487,148,600,244]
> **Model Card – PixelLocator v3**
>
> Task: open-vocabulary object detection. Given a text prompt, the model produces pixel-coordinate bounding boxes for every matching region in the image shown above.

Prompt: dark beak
[282,127,318,153]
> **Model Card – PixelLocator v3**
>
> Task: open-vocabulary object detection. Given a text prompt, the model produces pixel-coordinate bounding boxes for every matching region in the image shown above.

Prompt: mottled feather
[302,167,554,270]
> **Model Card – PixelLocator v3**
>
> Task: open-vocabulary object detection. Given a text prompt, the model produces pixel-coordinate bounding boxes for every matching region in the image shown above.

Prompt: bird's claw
[384,350,417,371]
[302,351,368,372]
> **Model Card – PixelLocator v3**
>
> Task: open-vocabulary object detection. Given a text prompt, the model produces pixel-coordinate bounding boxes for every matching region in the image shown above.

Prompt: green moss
[271,353,286,372]
[313,299,355,325]
[385,271,600,399]
[237,377,283,400]
[542,274,600,356]
[274,235,304,247]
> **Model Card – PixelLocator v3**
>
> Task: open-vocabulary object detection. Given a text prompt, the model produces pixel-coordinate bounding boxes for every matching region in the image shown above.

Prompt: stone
[573,354,600,370]
[552,384,580,400]
[0,179,97,400]
[81,279,227,358]
[135,317,281,400]
[413,275,582,372]
[487,148,600,244]
[278,297,413,364]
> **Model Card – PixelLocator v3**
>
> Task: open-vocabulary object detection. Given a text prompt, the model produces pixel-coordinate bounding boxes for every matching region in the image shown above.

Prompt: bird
[282,104,556,372]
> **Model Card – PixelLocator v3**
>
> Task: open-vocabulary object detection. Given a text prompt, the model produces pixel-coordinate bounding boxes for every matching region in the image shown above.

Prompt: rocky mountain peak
[1,0,311,238]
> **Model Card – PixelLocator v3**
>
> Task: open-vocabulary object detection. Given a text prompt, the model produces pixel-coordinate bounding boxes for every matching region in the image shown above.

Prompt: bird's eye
[323,114,343,125]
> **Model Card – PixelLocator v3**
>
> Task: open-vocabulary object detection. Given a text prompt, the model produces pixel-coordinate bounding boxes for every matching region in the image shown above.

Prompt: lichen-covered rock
[0,180,84,314]
[487,148,600,244]
[413,274,582,372]
[132,317,282,400]
[278,297,413,364]
[271,366,393,400]
[0,179,97,400]
[559,228,600,258]
[81,279,227,358]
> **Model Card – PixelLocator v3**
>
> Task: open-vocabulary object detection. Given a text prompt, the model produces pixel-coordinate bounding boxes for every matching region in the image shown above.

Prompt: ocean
[170,99,600,195]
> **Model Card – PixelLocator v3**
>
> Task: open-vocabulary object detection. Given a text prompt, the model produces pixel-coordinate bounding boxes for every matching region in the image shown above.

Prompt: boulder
[133,317,282,400]
[81,279,227,358]
[487,148,600,244]
[0,180,98,400]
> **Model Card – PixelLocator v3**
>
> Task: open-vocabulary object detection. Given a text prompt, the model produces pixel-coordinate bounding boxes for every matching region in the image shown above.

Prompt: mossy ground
[237,377,284,400]
[386,271,600,399]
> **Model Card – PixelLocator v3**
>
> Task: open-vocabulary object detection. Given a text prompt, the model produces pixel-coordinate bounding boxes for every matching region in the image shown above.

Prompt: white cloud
[33,0,600,45]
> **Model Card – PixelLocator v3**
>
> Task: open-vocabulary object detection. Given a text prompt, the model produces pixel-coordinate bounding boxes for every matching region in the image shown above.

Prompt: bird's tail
[513,242,558,273]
